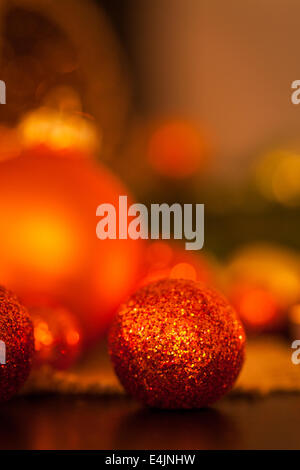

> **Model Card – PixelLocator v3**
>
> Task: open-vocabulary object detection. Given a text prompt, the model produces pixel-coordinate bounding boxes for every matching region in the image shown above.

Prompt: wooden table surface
[0,394,300,450]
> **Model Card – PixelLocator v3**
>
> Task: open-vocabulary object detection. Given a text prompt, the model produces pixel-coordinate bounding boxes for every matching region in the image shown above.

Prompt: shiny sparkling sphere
[0,286,34,402]
[109,279,246,409]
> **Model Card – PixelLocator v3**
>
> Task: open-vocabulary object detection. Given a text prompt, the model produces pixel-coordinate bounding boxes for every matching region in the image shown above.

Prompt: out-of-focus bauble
[28,297,82,370]
[147,118,211,179]
[226,244,300,332]
[140,241,220,288]
[0,0,130,160]
[0,286,34,402]
[0,148,142,344]
[109,279,245,409]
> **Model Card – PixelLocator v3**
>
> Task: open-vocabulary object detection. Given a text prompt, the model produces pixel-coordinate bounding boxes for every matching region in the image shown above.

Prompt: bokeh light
[226,243,300,332]
[140,241,220,288]
[255,148,300,206]
[147,119,211,179]
[29,300,82,370]
[19,107,100,156]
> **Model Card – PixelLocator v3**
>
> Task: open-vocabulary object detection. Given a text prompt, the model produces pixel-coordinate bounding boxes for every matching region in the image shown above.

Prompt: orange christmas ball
[109,279,245,409]
[0,147,142,344]
[0,286,34,402]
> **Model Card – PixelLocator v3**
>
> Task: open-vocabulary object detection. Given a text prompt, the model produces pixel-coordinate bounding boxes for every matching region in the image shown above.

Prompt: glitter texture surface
[0,286,34,402]
[109,279,246,409]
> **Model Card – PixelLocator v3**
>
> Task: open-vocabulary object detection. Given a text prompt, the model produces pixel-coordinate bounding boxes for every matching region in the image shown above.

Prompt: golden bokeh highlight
[231,285,278,329]
[170,262,197,281]
[226,243,300,331]
[19,107,100,156]
[255,149,300,206]
[15,212,78,278]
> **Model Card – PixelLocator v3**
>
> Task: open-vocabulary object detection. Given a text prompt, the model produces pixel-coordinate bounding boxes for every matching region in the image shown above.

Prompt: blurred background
[1,0,300,362]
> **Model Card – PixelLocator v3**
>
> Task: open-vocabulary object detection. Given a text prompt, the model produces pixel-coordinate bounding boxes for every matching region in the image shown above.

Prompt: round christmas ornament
[0,286,34,402]
[0,0,130,160]
[0,148,143,344]
[109,279,245,409]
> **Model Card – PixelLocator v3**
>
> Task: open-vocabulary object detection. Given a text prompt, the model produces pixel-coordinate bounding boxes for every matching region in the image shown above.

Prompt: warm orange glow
[236,287,278,327]
[34,321,54,350]
[91,244,141,305]
[0,126,22,162]
[227,244,300,310]
[170,262,197,281]
[141,241,218,287]
[0,150,142,344]
[31,303,82,370]
[146,241,173,269]
[147,119,210,178]
[66,330,80,346]
[19,107,100,155]
[289,304,300,325]
[255,149,300,206]
[227,244,300,331]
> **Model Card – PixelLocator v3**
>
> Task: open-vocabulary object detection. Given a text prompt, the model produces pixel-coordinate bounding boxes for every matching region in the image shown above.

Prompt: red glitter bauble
[109,279,246,409]
[0,286,34,402]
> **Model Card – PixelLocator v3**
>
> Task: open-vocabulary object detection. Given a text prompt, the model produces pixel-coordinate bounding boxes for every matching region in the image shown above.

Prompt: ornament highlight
[0,286,34,402]
[109,279,245,409]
